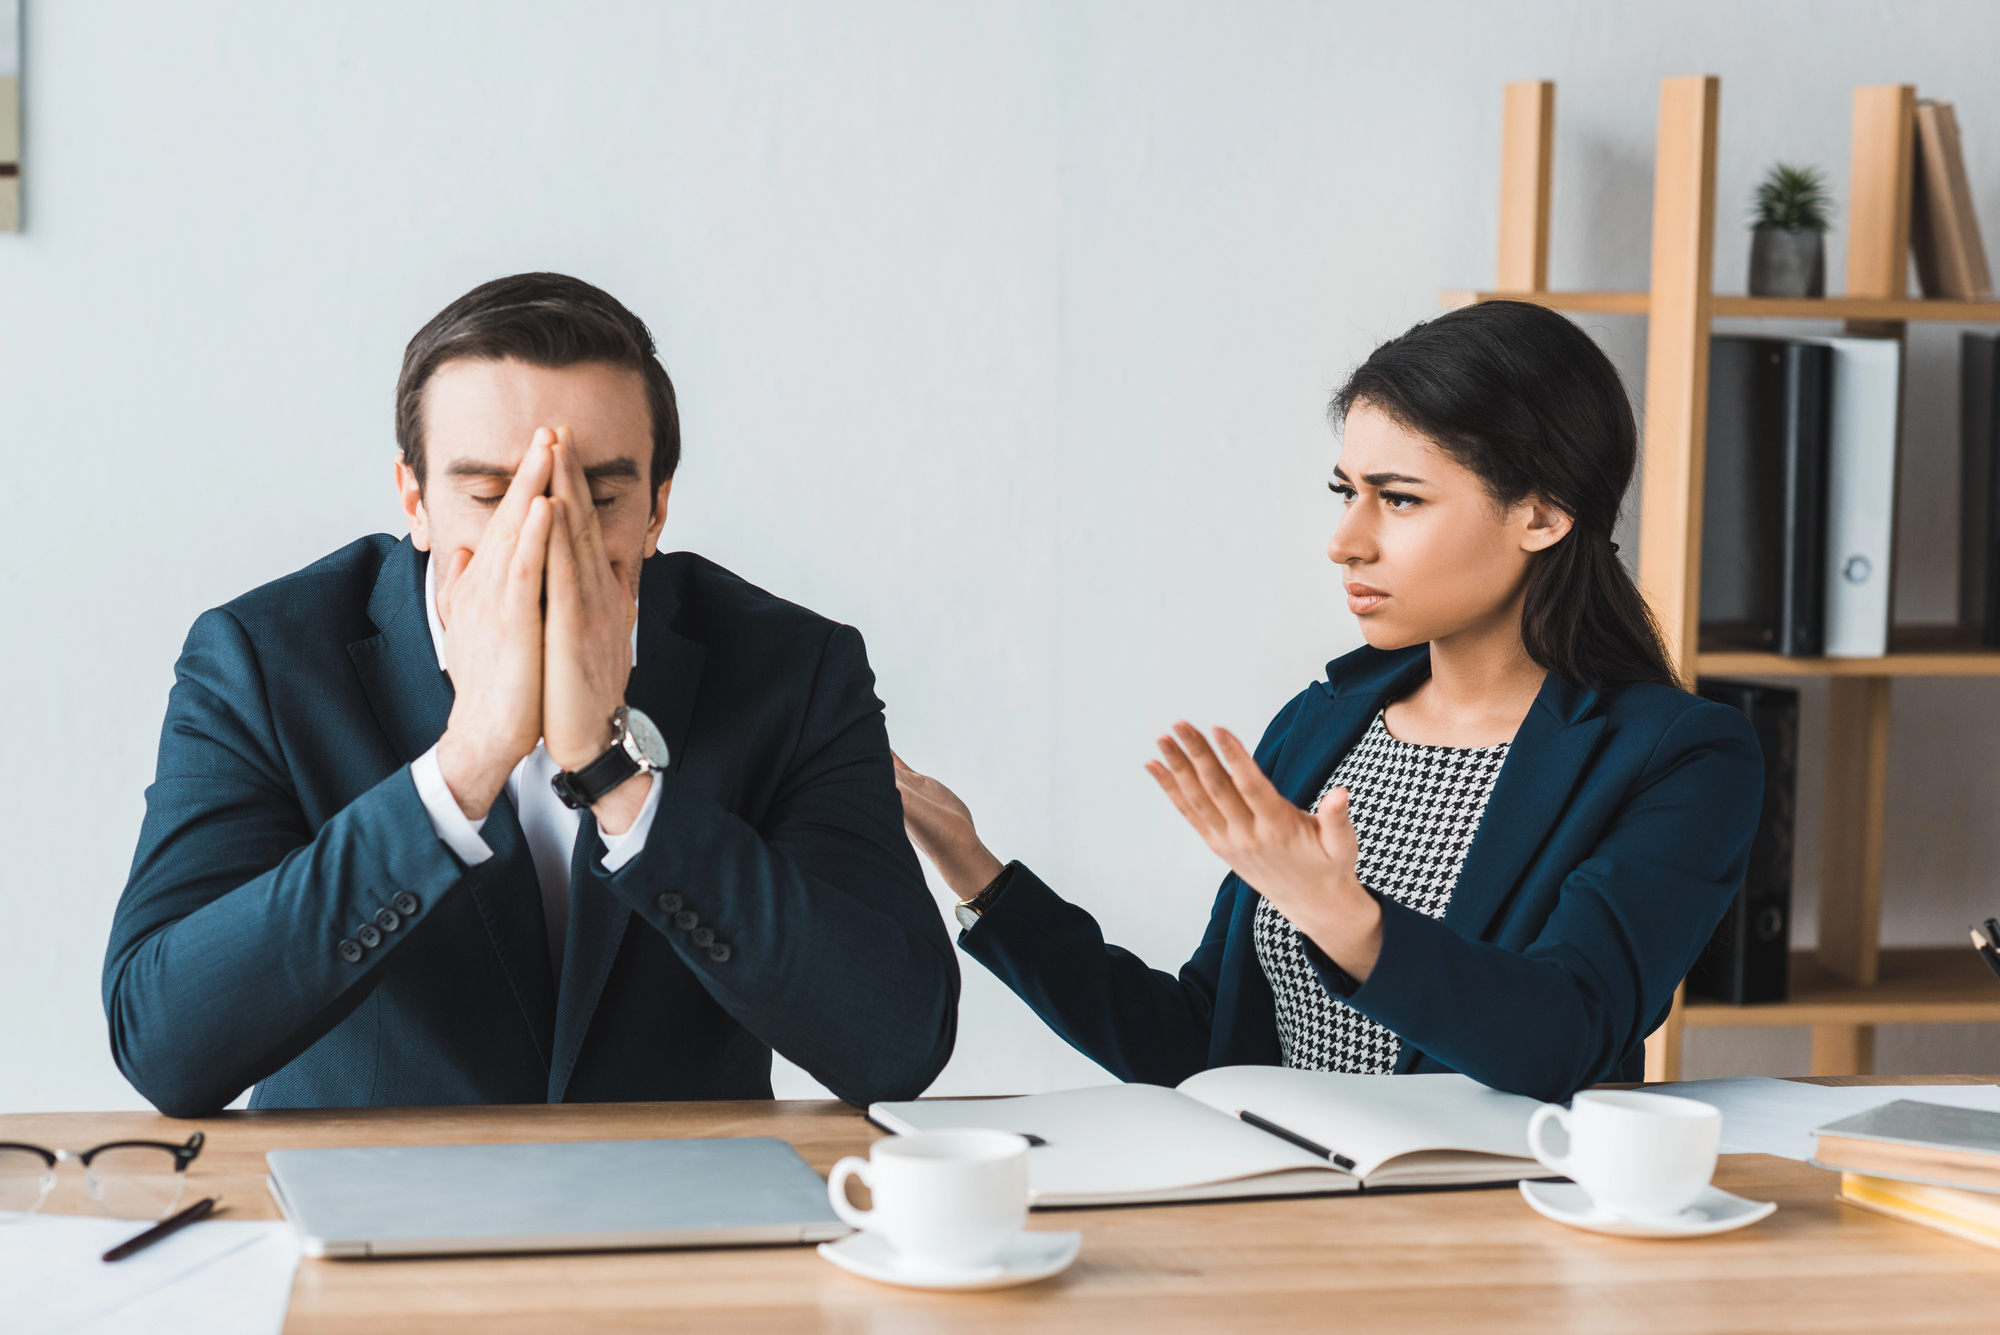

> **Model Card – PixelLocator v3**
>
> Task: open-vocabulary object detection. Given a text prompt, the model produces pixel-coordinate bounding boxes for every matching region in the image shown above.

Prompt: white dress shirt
[408,557,662,974]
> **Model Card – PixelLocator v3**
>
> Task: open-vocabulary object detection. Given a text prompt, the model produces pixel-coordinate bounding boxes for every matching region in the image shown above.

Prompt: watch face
[622,706,671,770]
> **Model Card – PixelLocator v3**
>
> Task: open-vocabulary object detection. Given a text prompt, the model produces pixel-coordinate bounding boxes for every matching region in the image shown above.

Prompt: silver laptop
[266,1137,849,1258]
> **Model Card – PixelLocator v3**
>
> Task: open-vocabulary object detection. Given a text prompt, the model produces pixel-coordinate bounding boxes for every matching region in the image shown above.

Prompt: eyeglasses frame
[0,1130,205,1218]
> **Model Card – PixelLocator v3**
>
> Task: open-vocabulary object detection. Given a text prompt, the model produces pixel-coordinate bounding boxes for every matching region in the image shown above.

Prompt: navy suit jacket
[961,644,1762,1101]
[105,535,958,1117]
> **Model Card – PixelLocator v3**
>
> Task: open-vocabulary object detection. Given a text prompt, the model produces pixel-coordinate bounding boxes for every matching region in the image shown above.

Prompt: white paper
[0,0,18,80]
[0,1212,300,1335]
[1653,1077,2000,1160]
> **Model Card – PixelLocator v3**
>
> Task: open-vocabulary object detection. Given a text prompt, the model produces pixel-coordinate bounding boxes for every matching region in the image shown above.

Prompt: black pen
[102,1196,220,1263]
[1240,1110,1357,1171]
[1973,923,2000,984]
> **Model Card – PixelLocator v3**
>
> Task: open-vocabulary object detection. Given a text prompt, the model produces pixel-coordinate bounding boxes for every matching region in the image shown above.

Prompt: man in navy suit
[105,273,958,1117]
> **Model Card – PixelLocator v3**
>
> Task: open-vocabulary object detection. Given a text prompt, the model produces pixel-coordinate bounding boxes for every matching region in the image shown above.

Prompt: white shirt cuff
[411,744,495,866]
[597,771,662,873]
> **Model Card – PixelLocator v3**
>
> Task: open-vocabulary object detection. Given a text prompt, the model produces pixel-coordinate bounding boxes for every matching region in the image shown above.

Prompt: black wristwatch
[953,861,1018,931]
[550,706,671,810]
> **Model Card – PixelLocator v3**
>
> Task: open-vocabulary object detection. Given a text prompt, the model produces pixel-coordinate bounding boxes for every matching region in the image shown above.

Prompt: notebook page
[1176,1068,1540,1179]
[870,1083,1341,1203]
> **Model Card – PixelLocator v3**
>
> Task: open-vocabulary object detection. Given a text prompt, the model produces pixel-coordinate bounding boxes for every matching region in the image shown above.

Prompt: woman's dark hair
[1330,300,1679,690]
[396,272,681,497]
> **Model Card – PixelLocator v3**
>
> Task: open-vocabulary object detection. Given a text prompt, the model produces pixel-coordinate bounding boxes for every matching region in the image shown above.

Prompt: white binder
[1792,336,1901,658]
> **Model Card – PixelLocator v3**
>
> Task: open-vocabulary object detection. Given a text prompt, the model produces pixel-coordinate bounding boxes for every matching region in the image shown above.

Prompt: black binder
[1699,337,1834,656]
[1962,333,2000,648]
[1686,678,1799,1005]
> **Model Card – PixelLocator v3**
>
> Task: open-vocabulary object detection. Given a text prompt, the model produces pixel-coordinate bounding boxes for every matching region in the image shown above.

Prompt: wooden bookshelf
[1456,79,2000,1082]
[1697,650,2000,676]
[1683,950,2000,1028]
[1442,290,2000,322]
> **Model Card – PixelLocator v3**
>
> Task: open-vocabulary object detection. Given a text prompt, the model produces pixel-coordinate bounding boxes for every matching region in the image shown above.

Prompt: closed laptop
[266,1137,849,1258]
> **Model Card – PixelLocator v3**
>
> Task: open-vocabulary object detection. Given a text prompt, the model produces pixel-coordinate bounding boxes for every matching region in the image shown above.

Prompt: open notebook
[870,1068,1545,1207]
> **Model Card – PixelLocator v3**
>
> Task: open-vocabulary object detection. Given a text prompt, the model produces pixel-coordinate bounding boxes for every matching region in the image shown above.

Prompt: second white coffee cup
[1527,1089,1722,1220]
[826,1130,1030,1272]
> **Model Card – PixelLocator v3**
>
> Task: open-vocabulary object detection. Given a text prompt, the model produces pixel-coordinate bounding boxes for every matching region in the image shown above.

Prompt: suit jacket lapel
[1268,646,1433,806]
[1442,674,1607,942]
[546,558,709,1102]
[347,538,557,1075]
[347,540,451,765]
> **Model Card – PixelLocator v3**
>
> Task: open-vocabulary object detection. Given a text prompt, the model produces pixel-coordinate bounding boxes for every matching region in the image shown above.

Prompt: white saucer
[817,1230,1082,1291]
[1519,1180,1776,1238]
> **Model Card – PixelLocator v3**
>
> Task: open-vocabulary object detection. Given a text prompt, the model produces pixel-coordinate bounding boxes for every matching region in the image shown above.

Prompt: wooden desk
[9,1077,2000,1333]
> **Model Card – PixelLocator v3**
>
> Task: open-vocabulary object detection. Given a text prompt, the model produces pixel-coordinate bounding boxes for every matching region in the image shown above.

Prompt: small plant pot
[1748,225,1826,297]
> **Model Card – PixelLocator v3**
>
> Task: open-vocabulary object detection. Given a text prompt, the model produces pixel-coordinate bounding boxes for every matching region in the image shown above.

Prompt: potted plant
[1749,163,1833,297]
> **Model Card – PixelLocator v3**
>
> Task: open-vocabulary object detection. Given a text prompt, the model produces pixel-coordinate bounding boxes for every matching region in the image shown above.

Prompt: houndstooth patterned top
[1252,710,1510,1073]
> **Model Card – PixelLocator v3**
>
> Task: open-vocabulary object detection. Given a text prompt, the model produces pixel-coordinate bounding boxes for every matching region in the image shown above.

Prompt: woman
[895,300,1762,1102]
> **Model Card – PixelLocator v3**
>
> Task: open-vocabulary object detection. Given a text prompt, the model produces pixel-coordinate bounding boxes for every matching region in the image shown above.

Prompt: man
[105,273,957,1117]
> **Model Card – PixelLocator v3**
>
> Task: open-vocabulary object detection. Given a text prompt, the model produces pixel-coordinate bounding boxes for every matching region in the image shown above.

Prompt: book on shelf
[1799,336,1900,658]
[1911,100,1993,301]
[1700,336,1833,656]
[1685,679,1798,1005]
[1840,1172,2000,1251]
[868,1069,1544,1207]
[1811,1099,2000,1192]
[1962,333,2000,648]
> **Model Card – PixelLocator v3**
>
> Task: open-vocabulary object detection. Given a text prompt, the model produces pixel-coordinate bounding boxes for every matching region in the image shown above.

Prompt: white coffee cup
[826,1130,1030,1272]
[1527,1090,1722,1220]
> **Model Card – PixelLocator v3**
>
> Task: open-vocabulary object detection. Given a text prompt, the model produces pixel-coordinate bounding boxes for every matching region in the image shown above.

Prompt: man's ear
[1518,494,1574,554]
[642,477,673,559]
[395,453,432,551]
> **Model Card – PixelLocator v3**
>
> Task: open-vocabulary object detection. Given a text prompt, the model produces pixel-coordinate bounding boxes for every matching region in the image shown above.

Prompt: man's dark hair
[396,272,681,497]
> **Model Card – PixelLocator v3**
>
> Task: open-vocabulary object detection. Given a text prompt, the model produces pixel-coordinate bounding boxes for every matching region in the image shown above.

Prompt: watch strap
[963,861,1019,916]
[551,738,642,810]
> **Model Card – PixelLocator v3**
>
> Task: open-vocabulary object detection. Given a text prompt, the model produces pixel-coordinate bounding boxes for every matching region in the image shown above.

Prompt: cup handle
[1527,1103,1572,1176]
[827,1156,874,1230]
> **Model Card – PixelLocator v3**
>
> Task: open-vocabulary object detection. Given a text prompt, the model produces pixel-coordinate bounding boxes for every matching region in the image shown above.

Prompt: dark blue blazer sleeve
[103,609,467,1118]
[1317,699,1762,1102]
[586,624,958,1106]
[957,693,1305,1085]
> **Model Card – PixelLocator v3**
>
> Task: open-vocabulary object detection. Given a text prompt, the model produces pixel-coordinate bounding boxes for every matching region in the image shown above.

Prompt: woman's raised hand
[892,752,1006,901]
[1146,722,1384,983]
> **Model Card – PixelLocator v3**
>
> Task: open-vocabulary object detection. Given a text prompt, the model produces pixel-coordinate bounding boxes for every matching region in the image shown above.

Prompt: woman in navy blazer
[896,301,1762,1103]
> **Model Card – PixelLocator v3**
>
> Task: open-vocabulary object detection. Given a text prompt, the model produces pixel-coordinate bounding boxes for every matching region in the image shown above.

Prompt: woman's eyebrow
[1331,465,1431,487]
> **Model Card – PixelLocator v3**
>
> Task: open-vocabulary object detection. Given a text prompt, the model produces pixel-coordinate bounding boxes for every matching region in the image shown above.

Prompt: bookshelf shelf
[1464,78,1994,1083]
[1696,650,2000,677]
[1683,950,2000,1028]
[1443,289,2000,322]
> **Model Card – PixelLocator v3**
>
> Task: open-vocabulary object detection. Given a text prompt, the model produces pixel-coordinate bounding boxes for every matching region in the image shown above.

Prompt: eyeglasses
[0,1131,205,1221]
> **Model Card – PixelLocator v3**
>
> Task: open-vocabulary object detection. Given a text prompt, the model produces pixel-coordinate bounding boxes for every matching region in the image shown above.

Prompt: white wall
[8,0,2000,1112]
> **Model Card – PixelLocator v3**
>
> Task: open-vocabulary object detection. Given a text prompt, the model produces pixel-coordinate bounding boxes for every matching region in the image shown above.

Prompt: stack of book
[1814,1100,2000,1249]
[1700,335,1900,658]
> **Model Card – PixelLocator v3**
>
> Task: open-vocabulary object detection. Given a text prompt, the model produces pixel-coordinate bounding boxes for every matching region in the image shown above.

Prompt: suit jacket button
[337,939,364,964]
[691,927,714,948]
[657,893,683,914]
[356,923,383,949]
[706,942,732,964]
[375,907,401,932]
[672,910,699,932]
[393,892,420,916]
